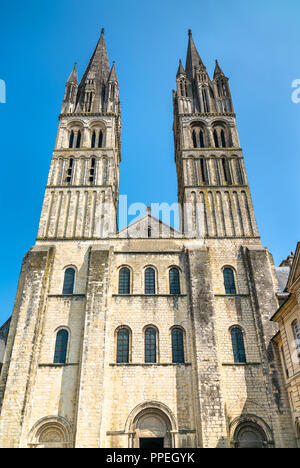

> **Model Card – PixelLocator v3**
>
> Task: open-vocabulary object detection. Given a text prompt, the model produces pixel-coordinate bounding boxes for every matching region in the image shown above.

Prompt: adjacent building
[272,244,300,446]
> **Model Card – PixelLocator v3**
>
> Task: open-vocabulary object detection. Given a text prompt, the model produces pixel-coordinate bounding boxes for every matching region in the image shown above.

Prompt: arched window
[69,131,74,149]
[76,131,81,148]
[62,268,75,295]
[119,267,130,295]
[191,125,207,148]
[98,130,103,148]
[91,131,96,148]
[54,329,69,364]
[231,327,246,363]
[172,328,184,363]
[145,327,157,363]
[223,267,236,294]
[117,328,130,363]
[145,268,156,295]
[169,268,181,295]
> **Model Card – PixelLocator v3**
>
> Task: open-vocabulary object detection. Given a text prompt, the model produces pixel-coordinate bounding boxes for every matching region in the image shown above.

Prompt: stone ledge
[112,294,187,298]
[215,294,250,298]
[48,294,86,298]
[109,363,192,367]
[222,362,261,367]
[39,363,79,368]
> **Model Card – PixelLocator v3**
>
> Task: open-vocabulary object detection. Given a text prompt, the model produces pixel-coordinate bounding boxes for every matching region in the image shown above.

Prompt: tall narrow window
[199,130,205,148]
[180,81,184,96]
[231,327,246,363]
[98,130,103,148]
[117,328,130,363]
[169,268,181,295]
[69,131,74,149]
[62,268,75,295]
[66,158,73,184]
[221,130,226,147]
[213,130,219,148]
[89,158,96,184]
[200,158,208,184]
[145,268,156,295]
[192,130,197,148]
[202,89,209,112]
[222,158,232,185]
[103,159,109,185]
[223,267,236,295]
[76,131,81,148]
[54,329,69,364]
[172,328,185,363]
[91,131,96,148]
[292,321,300,359]
[119,268,130,295]
[145,327,157,363]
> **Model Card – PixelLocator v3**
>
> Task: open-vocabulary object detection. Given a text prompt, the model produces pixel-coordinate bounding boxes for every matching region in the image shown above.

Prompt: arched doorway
[234,422,268,448]
[135,412,170,448]
[126,403,176,449]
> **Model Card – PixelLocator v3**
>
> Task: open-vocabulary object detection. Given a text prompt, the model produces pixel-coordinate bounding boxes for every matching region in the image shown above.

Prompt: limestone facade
[0,30,296,448]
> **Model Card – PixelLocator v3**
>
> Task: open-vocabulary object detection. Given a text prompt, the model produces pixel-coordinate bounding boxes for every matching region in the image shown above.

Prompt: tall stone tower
[0,29,297,449]
[174,30,257,239]
[38,28,121,241]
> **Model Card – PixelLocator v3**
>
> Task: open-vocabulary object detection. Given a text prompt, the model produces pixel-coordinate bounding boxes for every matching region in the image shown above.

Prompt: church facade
[0,30,297,448]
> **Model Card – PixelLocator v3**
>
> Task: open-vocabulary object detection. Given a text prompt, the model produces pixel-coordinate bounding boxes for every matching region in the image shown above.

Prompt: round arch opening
[132,408,173,449]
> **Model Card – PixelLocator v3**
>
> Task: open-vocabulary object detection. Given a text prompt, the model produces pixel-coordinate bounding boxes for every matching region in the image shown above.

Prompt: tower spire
[213,59,225,78]
[176,59,186,77]
[67,62,78,84]
[108,61,118,82]
[185,29,206,80]
[75,28,111,112]
[80,28,110,85]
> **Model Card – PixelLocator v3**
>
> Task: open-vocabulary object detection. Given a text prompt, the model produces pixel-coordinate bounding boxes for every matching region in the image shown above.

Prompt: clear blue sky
[0,0,299,324]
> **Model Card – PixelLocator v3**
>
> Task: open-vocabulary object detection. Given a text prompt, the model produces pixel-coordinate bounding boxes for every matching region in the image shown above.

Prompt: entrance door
[140,438,164,449]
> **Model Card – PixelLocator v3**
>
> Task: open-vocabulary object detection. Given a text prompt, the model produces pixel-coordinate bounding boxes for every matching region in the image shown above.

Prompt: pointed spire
[185,29,205,80]
[176,59,186,77]
[76,29,112,113]
[214,60,225,79]
[79,28,110,86]
[108,61,118,82]
[67,62,78,84]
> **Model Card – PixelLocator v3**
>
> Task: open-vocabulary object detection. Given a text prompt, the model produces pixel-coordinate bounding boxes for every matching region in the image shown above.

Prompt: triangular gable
[118,214,181,239]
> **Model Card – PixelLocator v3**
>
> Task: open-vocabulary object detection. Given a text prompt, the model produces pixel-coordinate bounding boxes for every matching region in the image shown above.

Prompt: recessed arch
[28,416,73,448]
[229,414,273,448]
[125,401,177,448]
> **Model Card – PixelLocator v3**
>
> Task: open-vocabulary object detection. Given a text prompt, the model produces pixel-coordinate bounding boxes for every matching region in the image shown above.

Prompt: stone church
[0,29,297,448]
